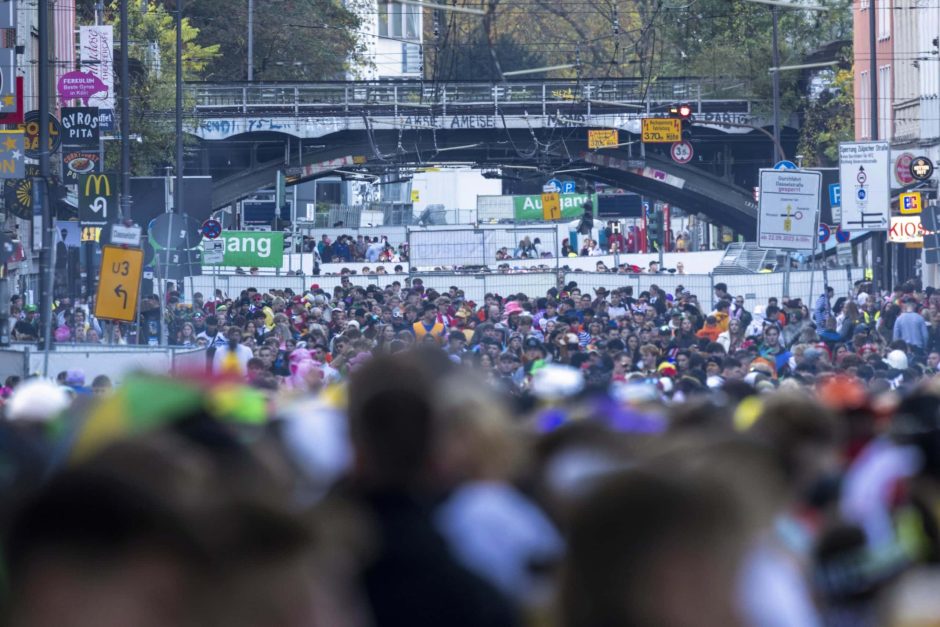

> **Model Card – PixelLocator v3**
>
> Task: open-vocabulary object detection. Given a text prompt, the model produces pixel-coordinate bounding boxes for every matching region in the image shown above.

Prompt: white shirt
[211,343,254,375]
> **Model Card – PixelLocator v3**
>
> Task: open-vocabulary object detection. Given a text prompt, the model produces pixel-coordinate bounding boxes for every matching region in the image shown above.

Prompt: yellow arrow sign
[94,246,143,322]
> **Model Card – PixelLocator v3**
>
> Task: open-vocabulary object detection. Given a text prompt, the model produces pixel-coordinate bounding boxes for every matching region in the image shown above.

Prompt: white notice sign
[110,224,141,247]
[202,239,225,265]
[758,169,822,250]
[839,141,890,231]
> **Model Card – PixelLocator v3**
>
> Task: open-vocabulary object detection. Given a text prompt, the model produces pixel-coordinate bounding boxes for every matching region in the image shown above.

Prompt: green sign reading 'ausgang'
[513,193,597,221]
[205,231,284,268]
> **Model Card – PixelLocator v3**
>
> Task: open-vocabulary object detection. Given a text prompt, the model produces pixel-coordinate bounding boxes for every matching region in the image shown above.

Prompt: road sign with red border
[670,141,693,164]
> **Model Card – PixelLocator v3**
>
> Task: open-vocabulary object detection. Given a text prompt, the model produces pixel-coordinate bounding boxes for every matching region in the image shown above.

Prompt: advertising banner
[0,1,16,29]
[0,47,17,114]
[0,130,25,179]
[79,25,115,123]
[206,231,284,268]
[513,192,595,221]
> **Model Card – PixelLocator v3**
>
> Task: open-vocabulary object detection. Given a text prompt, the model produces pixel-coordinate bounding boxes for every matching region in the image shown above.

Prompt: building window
[877,0,890,40]
[859,71,870,139]
[860,0,869,9]
[379,2,420,41]
[879,64,891,140]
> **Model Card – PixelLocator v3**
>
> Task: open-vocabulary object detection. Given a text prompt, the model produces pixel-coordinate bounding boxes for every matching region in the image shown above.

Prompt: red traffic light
[669,103,693,119]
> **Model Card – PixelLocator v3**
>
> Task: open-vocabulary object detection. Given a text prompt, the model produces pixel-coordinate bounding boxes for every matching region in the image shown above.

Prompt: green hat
[25,304,37,313]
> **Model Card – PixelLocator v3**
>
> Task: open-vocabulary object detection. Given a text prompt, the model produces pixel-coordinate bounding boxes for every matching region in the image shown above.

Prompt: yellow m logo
[84,174,110,197]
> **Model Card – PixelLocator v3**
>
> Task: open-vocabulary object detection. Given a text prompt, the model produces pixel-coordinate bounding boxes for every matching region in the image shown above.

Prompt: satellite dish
[148,213,202,251]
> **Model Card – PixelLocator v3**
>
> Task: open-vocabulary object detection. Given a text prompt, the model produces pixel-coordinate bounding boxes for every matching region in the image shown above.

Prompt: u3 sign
[670,140,693,164]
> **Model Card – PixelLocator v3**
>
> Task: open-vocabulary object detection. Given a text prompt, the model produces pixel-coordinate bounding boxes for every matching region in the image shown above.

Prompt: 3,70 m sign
[641,118,682,143]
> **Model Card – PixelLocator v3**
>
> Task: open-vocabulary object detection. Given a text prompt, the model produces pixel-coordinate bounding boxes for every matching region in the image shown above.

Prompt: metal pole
[247,0,254,81]
[770,5,783,163]
[658,209,664,270]
[175,0,183,217]
[809,219,819,316]
[38,0,55,364]
[120,0,131,222]
[868,1,884,297]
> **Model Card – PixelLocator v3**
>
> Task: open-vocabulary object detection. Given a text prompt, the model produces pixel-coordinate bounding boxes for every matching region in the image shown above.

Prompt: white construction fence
[188,268,865,312]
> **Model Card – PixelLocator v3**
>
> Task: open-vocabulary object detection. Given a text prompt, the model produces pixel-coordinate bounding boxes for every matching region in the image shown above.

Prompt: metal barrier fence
[188,268,865,313]
[294,204,414,228]
[0,345,207,381]
[408,226,561,269]
[191,78,754,117]
[476,195,514,223]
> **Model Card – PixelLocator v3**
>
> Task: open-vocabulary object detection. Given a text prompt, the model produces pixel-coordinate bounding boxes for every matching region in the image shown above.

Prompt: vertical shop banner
[0,1,15,29]
[78,25,114,127]
[0,47,17,114]
[0,130,24,179]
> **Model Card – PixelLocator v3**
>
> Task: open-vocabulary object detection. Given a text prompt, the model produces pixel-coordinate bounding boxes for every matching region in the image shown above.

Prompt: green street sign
[206,231,284,267]
[513,192,596,221]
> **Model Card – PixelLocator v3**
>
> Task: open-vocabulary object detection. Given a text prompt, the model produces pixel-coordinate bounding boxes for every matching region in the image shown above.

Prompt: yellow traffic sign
[541,192,561,220]
[94,245,143,322]
[641,118,682,143]
[588,129,619,149]
[900,192,922,214]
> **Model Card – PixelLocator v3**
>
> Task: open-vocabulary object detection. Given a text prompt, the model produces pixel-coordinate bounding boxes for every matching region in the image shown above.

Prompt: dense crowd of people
[301,233,409,264]
[4,275,940,625]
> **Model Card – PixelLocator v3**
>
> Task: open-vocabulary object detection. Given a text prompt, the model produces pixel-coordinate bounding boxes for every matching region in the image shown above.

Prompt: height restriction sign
[587,129,618,149]
[641,118,682,143]
[94,245,143,322]
[757,168,822,250]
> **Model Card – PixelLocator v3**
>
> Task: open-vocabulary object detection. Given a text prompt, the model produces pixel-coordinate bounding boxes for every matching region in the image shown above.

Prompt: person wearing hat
[12,306,39,341]
[496,351,522,394]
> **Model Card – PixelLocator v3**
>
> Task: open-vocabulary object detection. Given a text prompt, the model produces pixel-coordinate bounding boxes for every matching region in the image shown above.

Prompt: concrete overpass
[182,78,796,236]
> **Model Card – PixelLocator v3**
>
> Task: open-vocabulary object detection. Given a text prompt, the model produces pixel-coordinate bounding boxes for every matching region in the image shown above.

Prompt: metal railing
[186,268,865,314]
[188,78,754,118]
[407,226,561,270]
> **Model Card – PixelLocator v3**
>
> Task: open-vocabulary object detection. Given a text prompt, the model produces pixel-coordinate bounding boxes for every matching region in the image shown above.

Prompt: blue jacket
[893,311,928,349]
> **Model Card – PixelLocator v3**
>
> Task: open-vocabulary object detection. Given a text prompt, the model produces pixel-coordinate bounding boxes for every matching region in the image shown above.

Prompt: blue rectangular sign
[829,183,841,208]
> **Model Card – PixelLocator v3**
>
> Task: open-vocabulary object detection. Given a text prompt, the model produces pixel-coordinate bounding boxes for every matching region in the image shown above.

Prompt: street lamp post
[742,0,830,164]
[770,6,782,163]
[247,0,254,81]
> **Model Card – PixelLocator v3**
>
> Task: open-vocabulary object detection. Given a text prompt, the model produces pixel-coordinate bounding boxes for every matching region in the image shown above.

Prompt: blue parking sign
[829,183,841,208]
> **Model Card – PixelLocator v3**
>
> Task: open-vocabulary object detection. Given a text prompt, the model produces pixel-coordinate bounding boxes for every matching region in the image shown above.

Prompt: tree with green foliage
[184,0,363,81]
[797,67,854,167]
[102,1,219,176]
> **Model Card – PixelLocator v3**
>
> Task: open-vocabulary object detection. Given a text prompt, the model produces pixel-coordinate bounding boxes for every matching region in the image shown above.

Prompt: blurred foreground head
[4,429,331,627]
[347,348,497,491]
[560,471,747,627]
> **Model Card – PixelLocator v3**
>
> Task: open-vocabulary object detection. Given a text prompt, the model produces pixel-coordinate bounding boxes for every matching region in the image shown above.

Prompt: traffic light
[669,103,694,120]
[647,207,663,249]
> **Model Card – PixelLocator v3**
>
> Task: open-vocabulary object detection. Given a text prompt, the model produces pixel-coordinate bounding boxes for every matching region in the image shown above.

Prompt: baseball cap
[524,337,542,350]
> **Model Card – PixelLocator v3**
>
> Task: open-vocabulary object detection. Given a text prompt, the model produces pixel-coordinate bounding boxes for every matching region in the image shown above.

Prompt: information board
[839,141,890,230]
[757,168,822,250]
